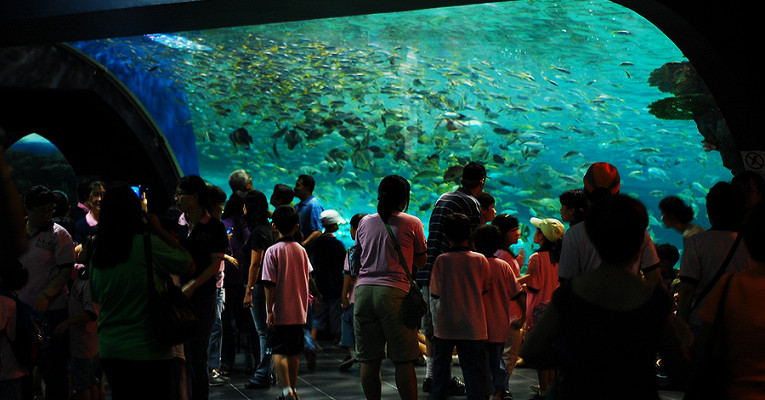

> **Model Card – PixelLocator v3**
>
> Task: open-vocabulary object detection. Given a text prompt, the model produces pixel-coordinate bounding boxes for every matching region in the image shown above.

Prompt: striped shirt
[416,187,481,286]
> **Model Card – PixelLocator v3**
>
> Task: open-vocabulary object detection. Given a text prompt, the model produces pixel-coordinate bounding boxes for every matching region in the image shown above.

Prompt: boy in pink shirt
[262,205,313,400]
[473,224,522,400]
[429,213,491,400]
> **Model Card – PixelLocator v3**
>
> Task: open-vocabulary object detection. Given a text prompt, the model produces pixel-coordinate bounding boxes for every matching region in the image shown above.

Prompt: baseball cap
[583,162,620,195]
[320,209,345,227]
[530,217,565,242]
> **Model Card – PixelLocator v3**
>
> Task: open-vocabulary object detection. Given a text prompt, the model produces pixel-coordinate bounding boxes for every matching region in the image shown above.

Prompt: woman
[658,195,705,245]
[90,184,193,400]
[520,195,675,400]
[353,175,426,400]
[242,190,277,389]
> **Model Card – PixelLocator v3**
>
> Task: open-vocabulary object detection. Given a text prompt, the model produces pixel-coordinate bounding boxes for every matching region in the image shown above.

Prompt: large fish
[230,128,252,149]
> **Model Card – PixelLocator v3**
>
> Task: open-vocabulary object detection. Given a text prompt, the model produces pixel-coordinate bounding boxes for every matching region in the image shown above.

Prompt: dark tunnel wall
[0,44,182,212]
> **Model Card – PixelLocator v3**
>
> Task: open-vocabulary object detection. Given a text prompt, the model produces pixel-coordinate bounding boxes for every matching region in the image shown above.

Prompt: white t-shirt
[557,222,660,280]
[18,222,74,310]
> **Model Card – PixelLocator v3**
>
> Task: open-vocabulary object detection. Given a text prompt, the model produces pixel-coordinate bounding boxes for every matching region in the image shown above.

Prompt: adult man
[18,185,75,400]
[557,162,662,284]
[293,175,324,255]
[416,161,486,394]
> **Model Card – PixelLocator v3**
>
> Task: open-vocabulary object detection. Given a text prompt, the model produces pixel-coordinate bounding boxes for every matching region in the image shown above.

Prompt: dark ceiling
[0,0,761,193]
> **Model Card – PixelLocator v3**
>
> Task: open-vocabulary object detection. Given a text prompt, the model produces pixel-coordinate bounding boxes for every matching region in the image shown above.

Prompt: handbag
[383,222,427,329]
[144,234,201,345]
[683,274,733,400]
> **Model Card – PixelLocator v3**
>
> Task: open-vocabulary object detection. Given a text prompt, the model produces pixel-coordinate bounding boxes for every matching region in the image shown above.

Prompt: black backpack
[0,290,51,371]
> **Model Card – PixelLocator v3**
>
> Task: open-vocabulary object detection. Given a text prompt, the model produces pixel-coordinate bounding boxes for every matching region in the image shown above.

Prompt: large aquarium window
[69,0,731,258]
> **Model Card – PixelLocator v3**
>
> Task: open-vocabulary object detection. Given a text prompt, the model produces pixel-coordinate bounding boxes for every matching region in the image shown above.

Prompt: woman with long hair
[90,184,193,400]
[353,175,426,400]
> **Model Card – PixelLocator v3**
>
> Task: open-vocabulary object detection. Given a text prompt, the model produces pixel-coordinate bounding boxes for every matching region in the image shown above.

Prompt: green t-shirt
[90,234,190,360]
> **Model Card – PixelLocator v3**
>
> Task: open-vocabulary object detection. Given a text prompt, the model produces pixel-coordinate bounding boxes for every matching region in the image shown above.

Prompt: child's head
[320,209,345,233]
[530,217,565,245]
[442,213,472,246]
[492,213,520,248]
[476,191,496,224]
[0,258,28,291]
[655,243,680,278]
[271,205,299,236]
[585,194,648,265]
[349,213,367,240]
[559,188,587,223]
[472,224,502,257]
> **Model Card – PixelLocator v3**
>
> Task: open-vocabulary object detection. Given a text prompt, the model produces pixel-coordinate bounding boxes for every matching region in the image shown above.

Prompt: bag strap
[705,274,734,345]
[383,222,415,284]
[691,233,741,312]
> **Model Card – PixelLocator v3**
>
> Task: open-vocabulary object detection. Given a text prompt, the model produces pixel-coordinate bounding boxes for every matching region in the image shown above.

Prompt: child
[338,213,366,372]
[0,258,30,400]
[472,225,522,400]
[53,263,102,400]
[430,213,491,400]
[476,192,497,225]
[655,244,680,296]
[491,214,527,378]
[261,205,313,400]
[518,217,564,399]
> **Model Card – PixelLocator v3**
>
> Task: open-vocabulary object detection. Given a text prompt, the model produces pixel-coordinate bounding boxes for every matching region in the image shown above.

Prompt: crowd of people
[2,141,765,400]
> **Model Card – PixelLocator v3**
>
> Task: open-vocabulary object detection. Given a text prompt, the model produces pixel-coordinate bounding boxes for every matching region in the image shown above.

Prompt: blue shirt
[295,196,324,242]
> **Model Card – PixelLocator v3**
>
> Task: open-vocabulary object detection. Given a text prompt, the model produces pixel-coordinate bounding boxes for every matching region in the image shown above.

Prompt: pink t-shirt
[483,257,522,343]
[430,249,491,341]
[355,212,427,293]
[495,248,524,323]
[525,252,559,323]
[0,295,26,380]
[261,239,313,326]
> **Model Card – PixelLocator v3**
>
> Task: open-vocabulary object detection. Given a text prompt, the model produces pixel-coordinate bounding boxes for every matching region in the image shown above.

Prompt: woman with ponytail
[353,175,426,400]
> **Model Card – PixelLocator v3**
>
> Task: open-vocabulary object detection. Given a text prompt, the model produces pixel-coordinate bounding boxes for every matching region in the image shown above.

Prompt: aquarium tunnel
[1,0,763,255]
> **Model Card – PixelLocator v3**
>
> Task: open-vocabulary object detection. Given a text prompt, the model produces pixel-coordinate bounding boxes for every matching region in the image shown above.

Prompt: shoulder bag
[383,222,427,329]
[144,234,201,345]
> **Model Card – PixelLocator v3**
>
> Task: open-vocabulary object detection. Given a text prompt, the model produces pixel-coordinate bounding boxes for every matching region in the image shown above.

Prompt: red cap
[583,162,620,195]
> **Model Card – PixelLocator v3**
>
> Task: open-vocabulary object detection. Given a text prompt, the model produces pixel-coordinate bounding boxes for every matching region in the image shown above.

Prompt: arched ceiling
[0,0,761,198]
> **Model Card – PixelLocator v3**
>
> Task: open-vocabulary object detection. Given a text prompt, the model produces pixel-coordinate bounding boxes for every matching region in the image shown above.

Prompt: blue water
[68,0,732,262]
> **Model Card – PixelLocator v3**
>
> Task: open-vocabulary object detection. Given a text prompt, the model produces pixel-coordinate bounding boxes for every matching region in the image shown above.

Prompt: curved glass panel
[70,0,730,258]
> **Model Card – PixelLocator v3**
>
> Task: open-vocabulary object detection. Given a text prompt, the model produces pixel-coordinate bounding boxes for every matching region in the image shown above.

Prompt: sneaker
[275,394,298,400]
[500,389,514,400]
[422,377,432,393]
[447,376,466,396]
[304,349,317,371]
[338,354,356,371]
[209,370,228,386]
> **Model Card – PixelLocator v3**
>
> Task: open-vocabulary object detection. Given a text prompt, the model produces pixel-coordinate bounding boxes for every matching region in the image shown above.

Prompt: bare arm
[182,255,223,298]
[676,281,697,323]
[264,284,275,327]
[301,230,322,248]
[34,266,73,312]
[341,274,356,309]
[244,248,265,307]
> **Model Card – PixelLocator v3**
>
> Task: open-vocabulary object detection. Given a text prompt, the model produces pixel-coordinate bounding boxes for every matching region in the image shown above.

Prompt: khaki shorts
[353,285,419,363]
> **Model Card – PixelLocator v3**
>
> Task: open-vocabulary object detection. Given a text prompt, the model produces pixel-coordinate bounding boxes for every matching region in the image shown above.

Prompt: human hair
[271,205,299,235]
[91,184,146,269]
[350,213,367,230]
[658,195,694,224]
[377,175,410,222]
[492,213,519,236]
[706,181,745,231]
[177,175,209,209]
[76,176,99,204]
[228,169,252,193]
[476,191,495,209]
[743,203,765,263]
[655,243,680,267]
[559,188,587,222]
[732,170,765,198]
[271,184,294,207]
[243,190,269,228]
[23,185,55,209]
[472,224,502,257]
[298,174,315,192]
[206,185,227,212]
[535,228,563,264]
[442,213,472,244]
[585,194,648,264]
[51,190,70,218]
[0,257,28,291]
[460,161,486,189]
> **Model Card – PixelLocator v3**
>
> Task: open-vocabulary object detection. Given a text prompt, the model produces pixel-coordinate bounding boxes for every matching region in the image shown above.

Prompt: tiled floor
[206,342,685,400]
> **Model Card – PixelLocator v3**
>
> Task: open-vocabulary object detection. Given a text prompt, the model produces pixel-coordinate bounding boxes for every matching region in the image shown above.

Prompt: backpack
[348,244,362,276]
[0,290,51,371]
